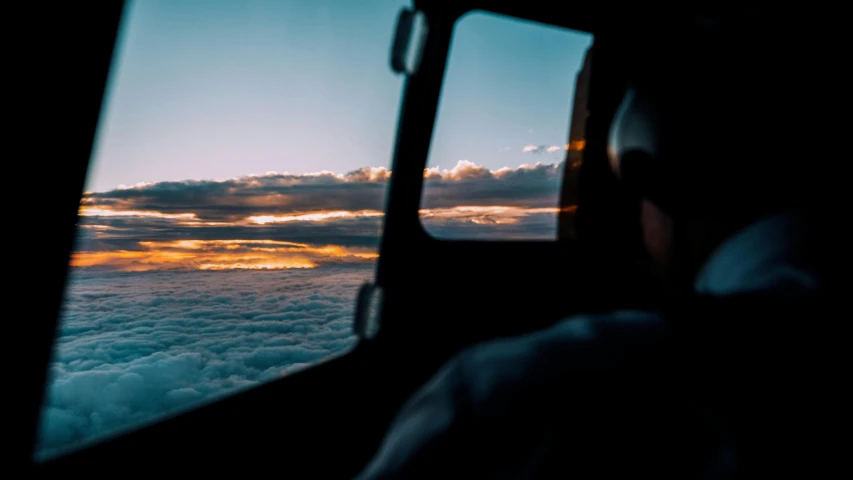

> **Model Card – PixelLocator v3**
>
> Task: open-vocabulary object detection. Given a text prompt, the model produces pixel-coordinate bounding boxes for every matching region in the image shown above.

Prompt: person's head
[607,18,809,294]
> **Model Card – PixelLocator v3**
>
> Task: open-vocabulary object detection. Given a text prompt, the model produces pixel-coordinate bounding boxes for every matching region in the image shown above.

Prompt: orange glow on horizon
[79,205,385,227]
[71,239,377,272]
[565,139,586,151]
[78,207,197,220]
[138,239,309,249]
[80,204,564,229]
[248,210,383,225]
[72,204,570,271]
[419,206,560,225]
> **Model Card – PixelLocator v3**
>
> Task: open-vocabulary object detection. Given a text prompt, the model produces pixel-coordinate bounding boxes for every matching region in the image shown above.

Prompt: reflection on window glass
[420,12,592,240]
[37,0,405,461]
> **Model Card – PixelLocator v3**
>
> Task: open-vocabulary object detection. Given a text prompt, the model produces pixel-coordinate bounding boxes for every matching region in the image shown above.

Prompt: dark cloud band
[75,161,566,271]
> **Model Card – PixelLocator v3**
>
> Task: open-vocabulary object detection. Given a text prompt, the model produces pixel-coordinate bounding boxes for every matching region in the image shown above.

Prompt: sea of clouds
[36,265,371,459]
[36,159,571,460]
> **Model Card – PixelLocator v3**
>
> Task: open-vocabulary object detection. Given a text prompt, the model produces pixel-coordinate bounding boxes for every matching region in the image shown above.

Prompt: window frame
[414,8,593,243]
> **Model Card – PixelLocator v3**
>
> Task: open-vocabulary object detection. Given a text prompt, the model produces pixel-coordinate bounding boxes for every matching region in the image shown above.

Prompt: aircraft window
[36,0,406,461]
[420,11,592,240]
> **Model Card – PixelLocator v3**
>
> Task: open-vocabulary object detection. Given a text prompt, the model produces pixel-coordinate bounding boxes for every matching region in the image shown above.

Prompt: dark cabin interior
[16,1,840,476]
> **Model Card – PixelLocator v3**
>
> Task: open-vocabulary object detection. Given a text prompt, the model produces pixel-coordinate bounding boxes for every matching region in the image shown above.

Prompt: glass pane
[37,0,405,461]
[420,11,592,240]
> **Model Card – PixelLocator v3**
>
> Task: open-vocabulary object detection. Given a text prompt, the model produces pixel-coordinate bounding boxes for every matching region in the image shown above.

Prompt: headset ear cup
[618,149,654,195]
[618,149,674,215]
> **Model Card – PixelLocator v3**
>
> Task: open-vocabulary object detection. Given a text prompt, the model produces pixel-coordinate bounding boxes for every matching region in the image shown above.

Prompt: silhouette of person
[355,20,832,480]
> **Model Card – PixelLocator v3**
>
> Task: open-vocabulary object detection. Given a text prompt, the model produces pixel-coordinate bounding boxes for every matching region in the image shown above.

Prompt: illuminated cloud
[79,207,197,220]
[71,239,378,272]
[419,206,559,225]
[248,210,383,225]
[83,162,561,221]
[39,161,573,458]
[74,161,568,271]
[523,144,566,154]
[38,265,370,459]
[82,161,562,220]
[420,160,563,211]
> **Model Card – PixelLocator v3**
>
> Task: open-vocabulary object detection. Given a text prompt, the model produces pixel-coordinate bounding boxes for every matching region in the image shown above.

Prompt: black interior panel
[29,2,716,475]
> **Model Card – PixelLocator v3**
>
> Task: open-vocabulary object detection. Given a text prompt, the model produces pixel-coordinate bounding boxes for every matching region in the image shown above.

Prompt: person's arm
[355,354,471,479]
[355,311,670,479]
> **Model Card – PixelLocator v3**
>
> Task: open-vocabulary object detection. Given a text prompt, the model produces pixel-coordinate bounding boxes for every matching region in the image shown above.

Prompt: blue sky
[40,2,593,459]
[87,0,591,193]
[430,11,591,171]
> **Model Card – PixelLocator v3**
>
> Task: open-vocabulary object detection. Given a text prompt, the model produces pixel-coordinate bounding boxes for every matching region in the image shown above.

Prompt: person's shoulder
[354,311,669,479]
[695,208,827,294]
[460,310,667,369]
[454,310,667,405]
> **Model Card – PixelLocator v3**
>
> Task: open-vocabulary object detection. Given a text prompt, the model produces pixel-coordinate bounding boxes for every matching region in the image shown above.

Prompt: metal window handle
[390,8,428,76]
[353,282,383,340]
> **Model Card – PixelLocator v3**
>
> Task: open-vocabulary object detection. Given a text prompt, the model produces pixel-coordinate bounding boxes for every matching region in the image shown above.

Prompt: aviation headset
[605,22,795,220]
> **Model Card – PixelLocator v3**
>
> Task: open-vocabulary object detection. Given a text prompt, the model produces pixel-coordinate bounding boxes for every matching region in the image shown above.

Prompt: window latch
[353,282,383,340]
[390,8,428,76]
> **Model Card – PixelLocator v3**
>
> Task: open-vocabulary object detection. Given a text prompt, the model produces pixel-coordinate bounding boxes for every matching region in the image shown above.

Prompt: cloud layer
[38,160,573,460]
[38,265,371,460]
[75,161,567,271]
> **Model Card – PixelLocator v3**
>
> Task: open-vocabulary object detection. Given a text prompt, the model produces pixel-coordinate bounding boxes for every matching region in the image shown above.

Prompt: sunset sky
[91,0,590,192]
[75,160,570,271]
[77,0,592,271]
[39,0,592,460]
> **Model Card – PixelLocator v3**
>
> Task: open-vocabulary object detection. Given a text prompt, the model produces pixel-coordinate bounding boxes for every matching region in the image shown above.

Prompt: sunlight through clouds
[73,160,571,274]
[43,160,570,459]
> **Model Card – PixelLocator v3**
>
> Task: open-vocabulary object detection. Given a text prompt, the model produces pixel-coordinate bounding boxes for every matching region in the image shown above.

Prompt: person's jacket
[355,209,836,479]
